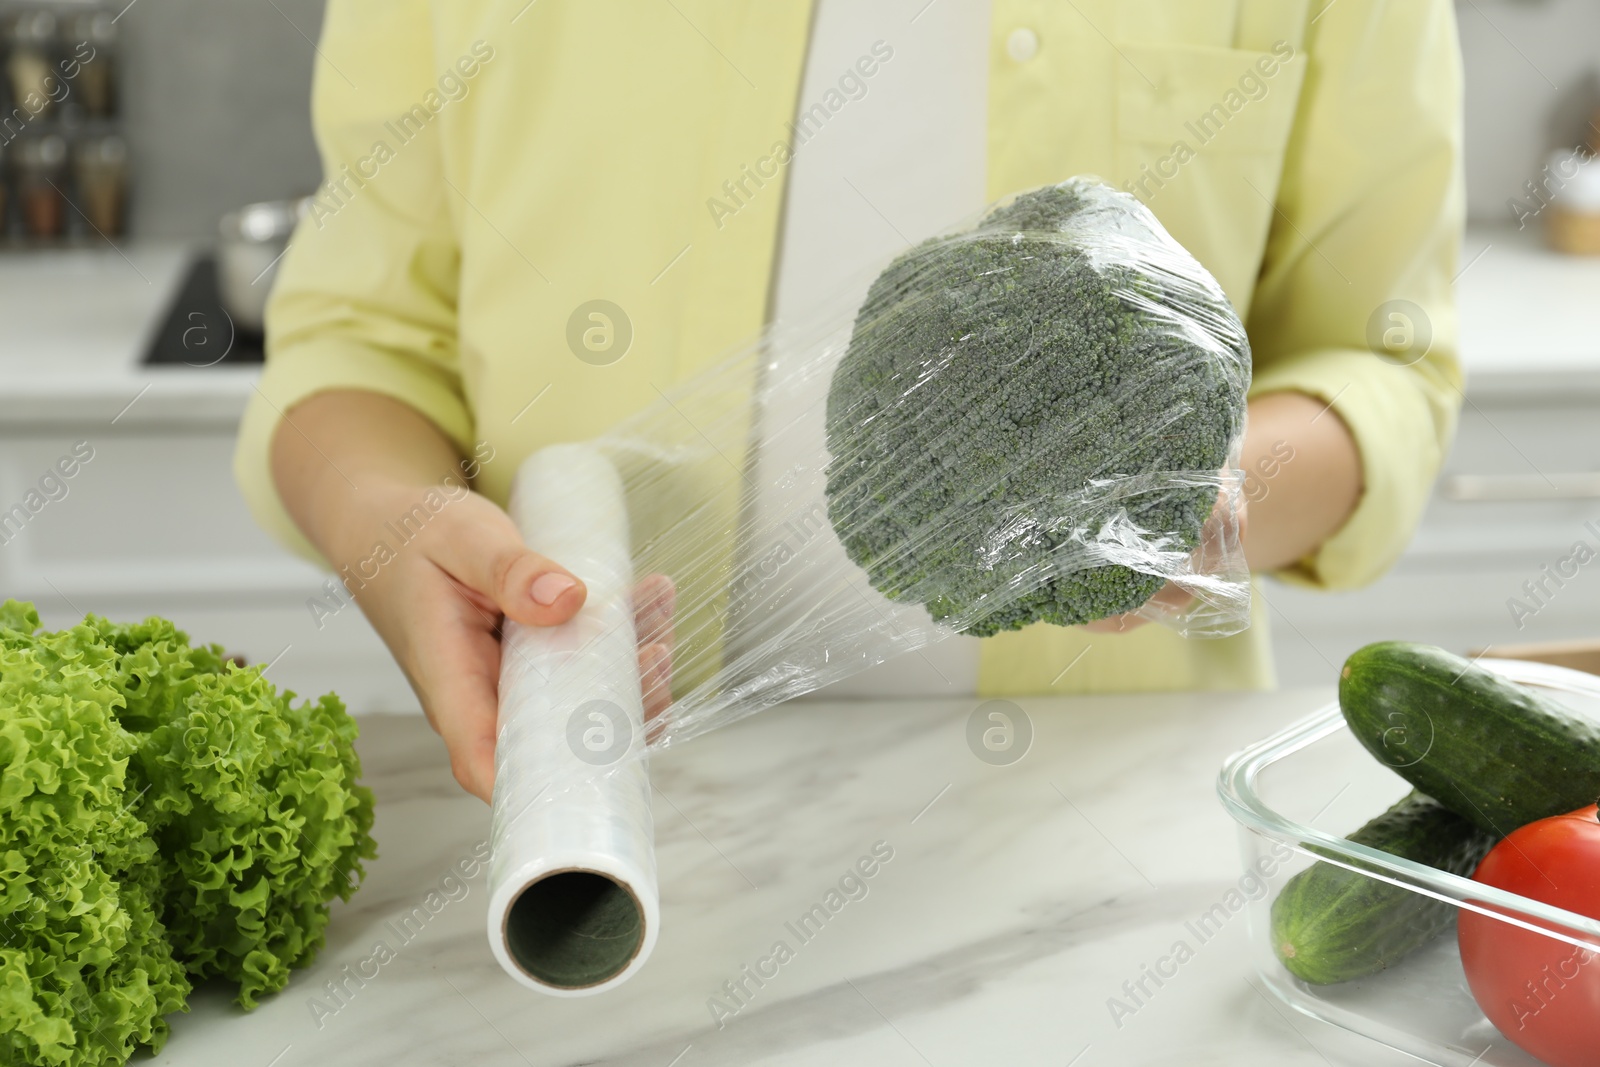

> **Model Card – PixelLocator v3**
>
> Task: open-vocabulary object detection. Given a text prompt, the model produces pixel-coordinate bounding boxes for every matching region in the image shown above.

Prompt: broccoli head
[823,179,1250,636]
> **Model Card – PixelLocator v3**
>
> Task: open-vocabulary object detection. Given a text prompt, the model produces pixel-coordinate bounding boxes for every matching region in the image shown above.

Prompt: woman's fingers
[319,480,598,805]
[1081,579,1197,633]
[634,575,677,724]
[419,527,675,795]
[424,497,587,626]
[634,573,676,650]
[1082,483,1242,635]
[409,578,505,802]
[639,642,673,722]
[1082,611,1148,634]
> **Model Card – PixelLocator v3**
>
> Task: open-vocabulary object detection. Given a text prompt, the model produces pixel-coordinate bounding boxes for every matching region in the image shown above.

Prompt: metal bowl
[216,197,310,333]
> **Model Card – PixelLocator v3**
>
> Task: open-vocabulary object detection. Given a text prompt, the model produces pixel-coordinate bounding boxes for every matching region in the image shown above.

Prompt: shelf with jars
[1,0,125,244]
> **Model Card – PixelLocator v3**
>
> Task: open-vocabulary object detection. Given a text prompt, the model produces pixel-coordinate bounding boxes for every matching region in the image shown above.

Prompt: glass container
[1218,659,1600,1067]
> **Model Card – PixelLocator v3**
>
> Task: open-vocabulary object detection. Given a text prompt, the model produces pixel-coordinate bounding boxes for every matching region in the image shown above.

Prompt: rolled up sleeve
[1245,0,1465,590]
[232,0,470,565]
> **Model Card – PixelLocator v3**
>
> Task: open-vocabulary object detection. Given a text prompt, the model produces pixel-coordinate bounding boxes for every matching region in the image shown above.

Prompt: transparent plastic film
[489,179,1254,989]
[623,178,1250,747]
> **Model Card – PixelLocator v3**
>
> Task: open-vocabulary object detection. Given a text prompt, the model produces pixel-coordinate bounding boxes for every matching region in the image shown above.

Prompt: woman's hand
[1080,390,1363,634]
[327,483,677,802]
[335,480,584,800]
[269,391,675,803]
[1080,491,1247,634]
[633,572,677,724]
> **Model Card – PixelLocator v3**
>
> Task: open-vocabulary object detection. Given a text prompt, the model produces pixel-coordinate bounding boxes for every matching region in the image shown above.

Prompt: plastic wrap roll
[486,444,659,995]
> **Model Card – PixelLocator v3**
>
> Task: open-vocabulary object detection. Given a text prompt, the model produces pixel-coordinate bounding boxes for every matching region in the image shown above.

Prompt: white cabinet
[1266,377,1600,686]
[0,244,418,713]
[0,423,419,714]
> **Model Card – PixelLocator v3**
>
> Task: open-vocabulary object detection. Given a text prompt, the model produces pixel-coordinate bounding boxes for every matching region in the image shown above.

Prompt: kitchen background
[3,0,1599,710]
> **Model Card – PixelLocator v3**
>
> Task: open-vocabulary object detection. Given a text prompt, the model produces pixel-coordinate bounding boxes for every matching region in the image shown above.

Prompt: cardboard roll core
[504,869,646,989]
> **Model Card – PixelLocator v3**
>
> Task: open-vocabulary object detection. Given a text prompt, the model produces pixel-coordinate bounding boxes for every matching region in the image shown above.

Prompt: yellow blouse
[234,0,1465,695]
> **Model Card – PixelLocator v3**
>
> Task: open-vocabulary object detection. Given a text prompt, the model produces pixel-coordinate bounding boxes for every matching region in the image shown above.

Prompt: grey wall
[1459,0,1600,224]
[110,0,1600,237]
[121,0,324,239]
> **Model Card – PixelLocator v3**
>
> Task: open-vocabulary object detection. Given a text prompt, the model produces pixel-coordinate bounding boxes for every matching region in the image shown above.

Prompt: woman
[236,0,1464,802]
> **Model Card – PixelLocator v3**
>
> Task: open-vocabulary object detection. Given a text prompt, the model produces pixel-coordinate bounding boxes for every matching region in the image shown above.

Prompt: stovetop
[140,253,265,366]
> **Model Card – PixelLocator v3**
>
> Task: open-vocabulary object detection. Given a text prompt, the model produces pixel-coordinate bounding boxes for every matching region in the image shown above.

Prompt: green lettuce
[0,602,377,1066]
[0,602,188,1067]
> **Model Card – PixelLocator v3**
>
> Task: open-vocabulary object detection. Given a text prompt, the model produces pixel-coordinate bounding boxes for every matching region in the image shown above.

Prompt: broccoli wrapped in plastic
[823,178,1250,635]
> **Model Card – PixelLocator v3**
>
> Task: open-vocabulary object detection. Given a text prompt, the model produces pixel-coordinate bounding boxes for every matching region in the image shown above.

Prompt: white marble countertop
[142,688,1424,1067]
[1,222,1594,431]
[0,243,257,429]
[1458,224,1600,393]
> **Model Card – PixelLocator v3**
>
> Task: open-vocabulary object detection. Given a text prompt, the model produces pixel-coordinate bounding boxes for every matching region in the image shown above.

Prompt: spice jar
[1543,108,1600,256]
[14,135,68,238]
[74,134,125,236]
[7,10,59,121]
[64,10,117,118]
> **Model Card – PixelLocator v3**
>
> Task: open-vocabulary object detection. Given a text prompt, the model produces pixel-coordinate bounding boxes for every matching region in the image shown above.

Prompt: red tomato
[1457,804,1600,1067]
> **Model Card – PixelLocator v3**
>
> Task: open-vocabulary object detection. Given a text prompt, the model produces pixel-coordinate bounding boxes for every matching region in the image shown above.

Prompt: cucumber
[1339,641,1600,835]
[1270,791,1498,985]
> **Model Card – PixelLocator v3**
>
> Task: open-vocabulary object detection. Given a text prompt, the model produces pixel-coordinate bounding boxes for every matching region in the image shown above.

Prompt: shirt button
[1007,27,1039,63]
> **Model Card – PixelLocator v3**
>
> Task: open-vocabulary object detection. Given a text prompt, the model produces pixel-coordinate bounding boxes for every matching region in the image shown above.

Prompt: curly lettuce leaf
[0,601,378,1067]
[89,614,378,1009]
[0,603,189,1067]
